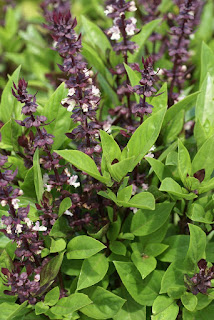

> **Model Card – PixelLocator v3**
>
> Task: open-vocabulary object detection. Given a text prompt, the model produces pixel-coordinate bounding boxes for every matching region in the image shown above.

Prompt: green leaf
[80,286,126,319]
[40,252,64,287]
[117,185,133,203]
[33,148,44,204]
[49,216,70,238]
[35,302,49,315]
[163,110,184,143]
[81,16,111,55]
[160,262,186,295]
[200,42,214,85]
[109,241,127,256]
[130,19,162,63]
[44,287,60,307]
[109,157,136,182]
[114,262,162,306]
[146,157,173,182]
[192,134,214,180]
[58,197,72,218]
[131,252,157,279]
[163,92,199,127]
[187,203,213,223]
[131,203,174,236]
[100,130,121,165]
[43,83,72,150]
[184,224,206,270]
[50,238,66,253]
[0,119,22,151]
[159,235,189,263]
[0,66,21,124]
[51,293,92,316]
[0,301,28,320]
[67,236,106,259]
[178,139,192,185]
[127,192,155,210]
[55,150,112,186]
[152,295,179,320]
[20,167,36,199]
[181,292,198,312]
[113,288,146,320]
[151,83,168,113]
[123,107,167,171]
[159,178,197,200]
[124,63,141,102]
[196,73,214,129]
[77,253,109,290]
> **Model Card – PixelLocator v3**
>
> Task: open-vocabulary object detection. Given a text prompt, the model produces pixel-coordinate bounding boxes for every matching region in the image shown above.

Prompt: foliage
[0,0,214,320]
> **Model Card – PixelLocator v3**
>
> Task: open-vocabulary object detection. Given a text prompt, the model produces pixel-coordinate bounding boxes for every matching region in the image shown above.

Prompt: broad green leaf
[49,216,70,238]
[144,243,169,257]
[55,150,112,185]
[184,224,206,271]
[44,287,60,307]
[77,253,109,290]
[20,167,36,199]
[0,301,28,320]
[159,178,197,200]
[160,262,186,295]
[200,42,214,85]
[159,235,190,263]
[130,19,162,63]
[109,241,127,256]
[151,83,168,113]
[131,252,157,279]
[35,302,49,315]
[196,73,214,129]
[0,119,22,151]
[187,203,213,223]
[40,252,64,287]
[127,192,155,210]
[100,130,121,171]
[163,110,184,143]
[80,286,125,319]
[61,258,82,276]
[51,293,92,316]
[114,262,163,306]
[50,238,66,253]
[43,83,71,150]
[146,157,173,182]
[124,63,141,102]
[131,203,174,236]
[33,148,44,204]
[163,92,199,127]
[178,139,192,185]
[152,295,179,320]
[81,16,111,55]
[67,236,106,259]
[117,185,133,203]
[0,66,21,124]
[123,107,167,171]
[192,135,214,180]
[113,288,146,320]
[109,157,135,182]
[58,197,72,218]
[181,292,197,312]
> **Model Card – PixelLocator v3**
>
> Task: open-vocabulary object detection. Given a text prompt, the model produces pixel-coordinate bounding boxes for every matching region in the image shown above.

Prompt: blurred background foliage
[0,0,214,106]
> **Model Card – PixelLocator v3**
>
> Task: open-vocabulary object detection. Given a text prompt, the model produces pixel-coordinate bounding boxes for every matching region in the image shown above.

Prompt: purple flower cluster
[0,155,47,304]
[186,259,214,295]
[128,56,158,122]
[44,11,102,153]
[166,0,203,106]
[138,0,161,23]
[41,0,71,16]
[105,0,139,130]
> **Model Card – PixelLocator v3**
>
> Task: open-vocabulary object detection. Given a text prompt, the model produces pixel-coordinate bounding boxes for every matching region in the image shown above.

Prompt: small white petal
[125,23,136,36]
[43,173,49,184]
[15,224,23,234]
[68,88,75,96]
[104,5,114,15]
[82,103,89,113]
[1,200,7,207]
[92,85,100,97]
[68,175,80,188]
[34,274,40,282]
[64,210,73,217]
[129,1,137,11]
[103,122,112,133]
[44,184,53,192]
[12,199,20,209]
[6,225,12,234]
